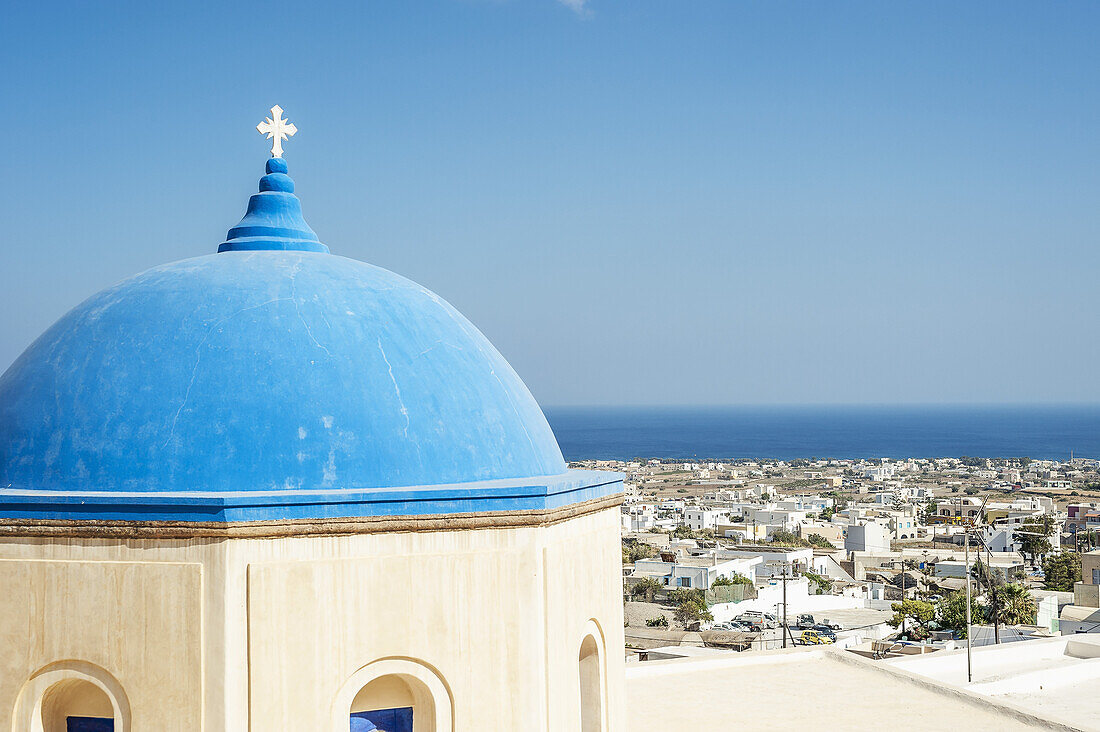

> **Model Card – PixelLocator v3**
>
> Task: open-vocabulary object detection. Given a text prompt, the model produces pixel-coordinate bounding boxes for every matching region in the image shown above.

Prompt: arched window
[350,676,416,732]
[45,680,113,731]
[13,661,129,732]
[578,621,606,732]
[333,658,452,732]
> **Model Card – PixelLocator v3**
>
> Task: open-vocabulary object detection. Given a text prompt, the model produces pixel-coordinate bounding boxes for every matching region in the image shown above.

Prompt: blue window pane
[351,707,413,732]
[67,718,113,732]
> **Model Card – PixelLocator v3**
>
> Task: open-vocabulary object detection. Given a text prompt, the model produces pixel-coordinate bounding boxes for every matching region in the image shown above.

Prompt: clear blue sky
[1,1,1097,406]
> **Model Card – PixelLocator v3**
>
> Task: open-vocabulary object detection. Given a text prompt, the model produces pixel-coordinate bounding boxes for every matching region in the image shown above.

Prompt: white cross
[256,105,297,158]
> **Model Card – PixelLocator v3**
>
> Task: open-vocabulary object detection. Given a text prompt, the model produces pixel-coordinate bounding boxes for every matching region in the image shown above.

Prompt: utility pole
[899,557,906,605]
[965,526,973,683]
[985,537,999,644]
[781,564,789,649]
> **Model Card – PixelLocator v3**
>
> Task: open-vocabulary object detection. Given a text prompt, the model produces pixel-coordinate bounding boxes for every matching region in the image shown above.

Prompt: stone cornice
[0,492,624,540]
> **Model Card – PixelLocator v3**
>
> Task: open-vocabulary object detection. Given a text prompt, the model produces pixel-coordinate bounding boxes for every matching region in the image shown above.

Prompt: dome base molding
[0,487,623,539]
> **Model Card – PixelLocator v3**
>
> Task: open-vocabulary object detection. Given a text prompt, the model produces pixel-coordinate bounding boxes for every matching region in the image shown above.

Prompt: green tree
[820,507,835,521]
[974,559,1005,592]
[770,529,810,547]
[803,570,833,593]
[630,577,663,603]
[674,600,713,627]
[806,533,834,549]
[712,573,752,587]
[1042,552,1082,591]
[621,538,657,565]
[988,583,1037,626]
[668,587,706,606]
[889,599,934,640]
[645,616,669,628]
[936,590,982,639]
[671,524,695,539]
[1019,515,1055,565]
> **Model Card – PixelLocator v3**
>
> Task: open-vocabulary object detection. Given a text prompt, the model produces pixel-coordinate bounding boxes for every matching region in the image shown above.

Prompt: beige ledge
[0,492,625,539]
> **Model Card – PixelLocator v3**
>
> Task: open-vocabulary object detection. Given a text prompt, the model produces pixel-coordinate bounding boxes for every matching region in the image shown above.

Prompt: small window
[67,720,113,732]
[1092,568,1099,585]
[679,577,690,587]
[351,708,412,732]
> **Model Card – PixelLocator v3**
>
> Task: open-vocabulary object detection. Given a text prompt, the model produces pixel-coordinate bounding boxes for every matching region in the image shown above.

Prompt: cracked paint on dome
[0,251,567,495]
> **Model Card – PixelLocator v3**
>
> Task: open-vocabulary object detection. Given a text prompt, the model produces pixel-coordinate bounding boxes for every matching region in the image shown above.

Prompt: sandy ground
[623,600,675,630]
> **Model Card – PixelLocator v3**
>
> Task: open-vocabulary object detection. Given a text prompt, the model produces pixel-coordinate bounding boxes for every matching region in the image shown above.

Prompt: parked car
[798,629,835,645]
[736,611,778,630]
[811,625,838,641]
[795,613,816,628]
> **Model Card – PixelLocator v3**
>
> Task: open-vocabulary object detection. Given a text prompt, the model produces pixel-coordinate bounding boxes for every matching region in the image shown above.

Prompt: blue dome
[0,252,566,495]
[0,156,620,525]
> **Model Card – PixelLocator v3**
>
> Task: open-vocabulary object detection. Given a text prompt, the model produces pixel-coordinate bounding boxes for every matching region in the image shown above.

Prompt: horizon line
[542,402,1100,410]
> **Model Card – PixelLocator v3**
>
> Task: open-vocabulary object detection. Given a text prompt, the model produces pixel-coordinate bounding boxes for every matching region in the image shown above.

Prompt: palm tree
[987,583,1037,627]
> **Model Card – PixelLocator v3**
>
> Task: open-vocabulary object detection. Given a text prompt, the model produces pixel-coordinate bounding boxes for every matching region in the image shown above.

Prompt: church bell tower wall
[0,497,624,732]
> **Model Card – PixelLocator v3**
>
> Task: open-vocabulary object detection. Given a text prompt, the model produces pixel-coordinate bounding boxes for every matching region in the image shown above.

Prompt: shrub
[671,524,695,539]
[770,529,810,547]
[621,538,657,565]
[667,587,706,606]
[803,570,833,593]
[712,573,753,587]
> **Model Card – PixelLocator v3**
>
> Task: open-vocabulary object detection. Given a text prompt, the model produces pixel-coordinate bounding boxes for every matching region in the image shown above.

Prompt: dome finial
[256,105,297,158]
[218,118,328,253]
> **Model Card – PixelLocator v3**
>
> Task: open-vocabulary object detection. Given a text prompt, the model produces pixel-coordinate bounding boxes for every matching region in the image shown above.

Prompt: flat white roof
[887,635,1100,730]
[626,648,1048,730]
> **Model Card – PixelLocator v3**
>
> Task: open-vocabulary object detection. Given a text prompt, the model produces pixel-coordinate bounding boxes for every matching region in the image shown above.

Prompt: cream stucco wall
[0,504,624,732]
[0,557,204,731]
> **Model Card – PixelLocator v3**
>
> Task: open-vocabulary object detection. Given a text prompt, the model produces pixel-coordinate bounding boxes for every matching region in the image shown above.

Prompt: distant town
[580,455,1100,667]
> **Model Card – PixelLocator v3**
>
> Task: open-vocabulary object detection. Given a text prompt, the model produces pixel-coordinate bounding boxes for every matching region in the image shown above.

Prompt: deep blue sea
[543,405,1100,461]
